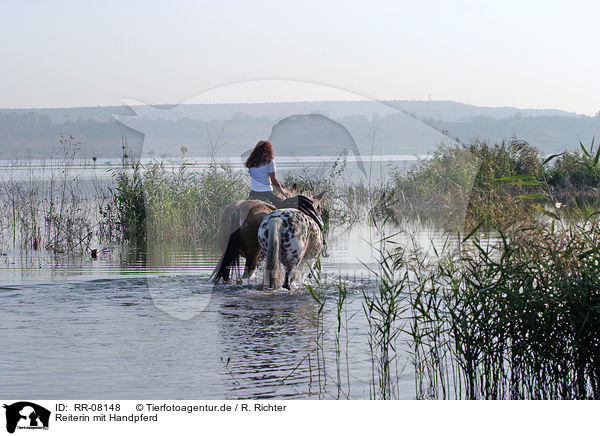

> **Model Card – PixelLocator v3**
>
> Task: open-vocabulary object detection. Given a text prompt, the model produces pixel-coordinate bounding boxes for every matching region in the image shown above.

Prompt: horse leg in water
[213,206,244,283]
[240,204,269,279]
[213,200,274,284]
[283,236,305,289]
[283,263,299,290]
[243,255,259,279]
[262,216,282,287]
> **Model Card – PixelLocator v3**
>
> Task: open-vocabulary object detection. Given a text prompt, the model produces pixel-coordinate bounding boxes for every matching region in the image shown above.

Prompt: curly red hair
[245,140,274,168]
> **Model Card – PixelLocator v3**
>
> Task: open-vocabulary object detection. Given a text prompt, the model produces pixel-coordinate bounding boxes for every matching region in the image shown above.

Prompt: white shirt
[249,161,276,192]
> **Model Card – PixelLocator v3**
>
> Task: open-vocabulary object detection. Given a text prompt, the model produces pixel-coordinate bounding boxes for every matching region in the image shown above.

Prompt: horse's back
[217,201,244,249]
[217,200,275,250]
[258,208,323,257]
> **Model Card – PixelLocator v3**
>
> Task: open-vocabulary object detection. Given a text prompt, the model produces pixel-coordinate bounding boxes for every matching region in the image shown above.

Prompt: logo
[3,403,50,434]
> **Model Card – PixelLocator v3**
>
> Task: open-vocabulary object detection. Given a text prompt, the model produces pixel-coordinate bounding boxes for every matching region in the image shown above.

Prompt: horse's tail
[265,217,282,288]
[211,209,241,283]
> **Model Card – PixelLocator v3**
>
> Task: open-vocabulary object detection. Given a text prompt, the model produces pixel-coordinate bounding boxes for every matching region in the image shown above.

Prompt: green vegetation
[283,153,388,227]
[545,139,600,204]
[0,136,248,251]
[394,214,600,399]
[362,231,407,400]
[108,159,248,245]
[386,139,600,229]
[357,140,600,398]
[290,139,600,399]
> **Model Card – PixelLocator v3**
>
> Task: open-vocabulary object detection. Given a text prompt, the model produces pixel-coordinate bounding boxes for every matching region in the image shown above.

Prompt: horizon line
[0,98,586,116]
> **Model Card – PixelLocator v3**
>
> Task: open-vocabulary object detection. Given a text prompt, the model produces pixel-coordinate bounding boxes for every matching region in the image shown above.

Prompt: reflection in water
[216,290,319,399]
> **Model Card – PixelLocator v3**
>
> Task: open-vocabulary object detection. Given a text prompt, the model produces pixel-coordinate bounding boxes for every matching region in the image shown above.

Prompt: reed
[334,278,351,398]
[362,227,408,399]
[108,159,248,245]
[387,139,600,230]
[283,153,390,227]
[399,213,600,399]
[304,258,328,396]
[0,135,98,253]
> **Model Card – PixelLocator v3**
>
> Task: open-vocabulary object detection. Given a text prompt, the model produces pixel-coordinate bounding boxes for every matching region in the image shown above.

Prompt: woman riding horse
[245,140,289,207]
[212,141,325,284]
[211,140,290,282]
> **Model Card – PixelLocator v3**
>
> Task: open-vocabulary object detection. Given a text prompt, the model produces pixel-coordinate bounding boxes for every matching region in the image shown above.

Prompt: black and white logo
[3,402,50,434]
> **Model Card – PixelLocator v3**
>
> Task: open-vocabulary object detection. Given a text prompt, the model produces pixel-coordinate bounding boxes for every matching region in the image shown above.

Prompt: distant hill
[0,100,597,159]
[0,99,579,123]
[426,115,600,153]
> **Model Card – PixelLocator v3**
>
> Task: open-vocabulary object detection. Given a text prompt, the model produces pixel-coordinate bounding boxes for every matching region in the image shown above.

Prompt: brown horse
[211,199,276,283]
[211,188,325,284]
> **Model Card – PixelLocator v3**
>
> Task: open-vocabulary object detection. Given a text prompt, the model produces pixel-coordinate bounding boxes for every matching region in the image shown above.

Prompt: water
[0,222,453,400]
[0,153,422,184]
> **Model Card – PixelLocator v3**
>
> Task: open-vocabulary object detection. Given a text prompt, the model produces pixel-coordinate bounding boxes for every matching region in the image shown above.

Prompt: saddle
[279,195,325,232]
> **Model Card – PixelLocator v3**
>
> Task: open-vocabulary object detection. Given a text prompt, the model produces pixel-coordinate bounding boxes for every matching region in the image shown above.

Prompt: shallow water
[0,222,450,399]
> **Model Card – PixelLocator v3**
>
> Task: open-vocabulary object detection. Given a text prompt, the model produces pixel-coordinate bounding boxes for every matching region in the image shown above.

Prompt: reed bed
[283,153,391,228]
[0,136,98,253]
[387,139,600,230]
[108,159,248,245]
[357,226,408,399]
[0,138,249,250]
[383,214,600,400]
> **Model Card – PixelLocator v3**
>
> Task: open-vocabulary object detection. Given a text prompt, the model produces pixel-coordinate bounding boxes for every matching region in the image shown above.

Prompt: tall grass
[283,153,390,227]
[0,135,97,253]
[545,139,600,205]
[304,259,328,396]
[108,159,248,245]
[360,225,409,399]
[395,213,600,399]
[0,138,249,251]
[361,140,600,399]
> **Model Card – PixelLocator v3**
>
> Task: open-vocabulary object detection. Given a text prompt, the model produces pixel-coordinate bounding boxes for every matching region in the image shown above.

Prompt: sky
[1,0,599,114]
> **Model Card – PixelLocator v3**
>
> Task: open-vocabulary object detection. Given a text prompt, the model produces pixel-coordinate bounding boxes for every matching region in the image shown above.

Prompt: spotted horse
[258,195,325,289]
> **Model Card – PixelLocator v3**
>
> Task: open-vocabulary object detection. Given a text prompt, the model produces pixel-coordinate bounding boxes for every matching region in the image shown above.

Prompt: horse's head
[273,183,297,201]
[283,183,297,199]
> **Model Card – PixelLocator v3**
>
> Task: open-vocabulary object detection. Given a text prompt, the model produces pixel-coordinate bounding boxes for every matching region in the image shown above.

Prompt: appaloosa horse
[258,194,325,289]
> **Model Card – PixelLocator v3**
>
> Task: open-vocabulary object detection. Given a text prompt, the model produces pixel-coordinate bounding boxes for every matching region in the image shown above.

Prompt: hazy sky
[1,0,599,114]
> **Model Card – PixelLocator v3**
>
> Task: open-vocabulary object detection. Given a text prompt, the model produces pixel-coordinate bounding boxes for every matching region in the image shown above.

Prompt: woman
[245,140,288,207]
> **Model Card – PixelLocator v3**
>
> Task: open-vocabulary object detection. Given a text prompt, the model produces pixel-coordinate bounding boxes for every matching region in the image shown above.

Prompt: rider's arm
[269,172,286,196]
